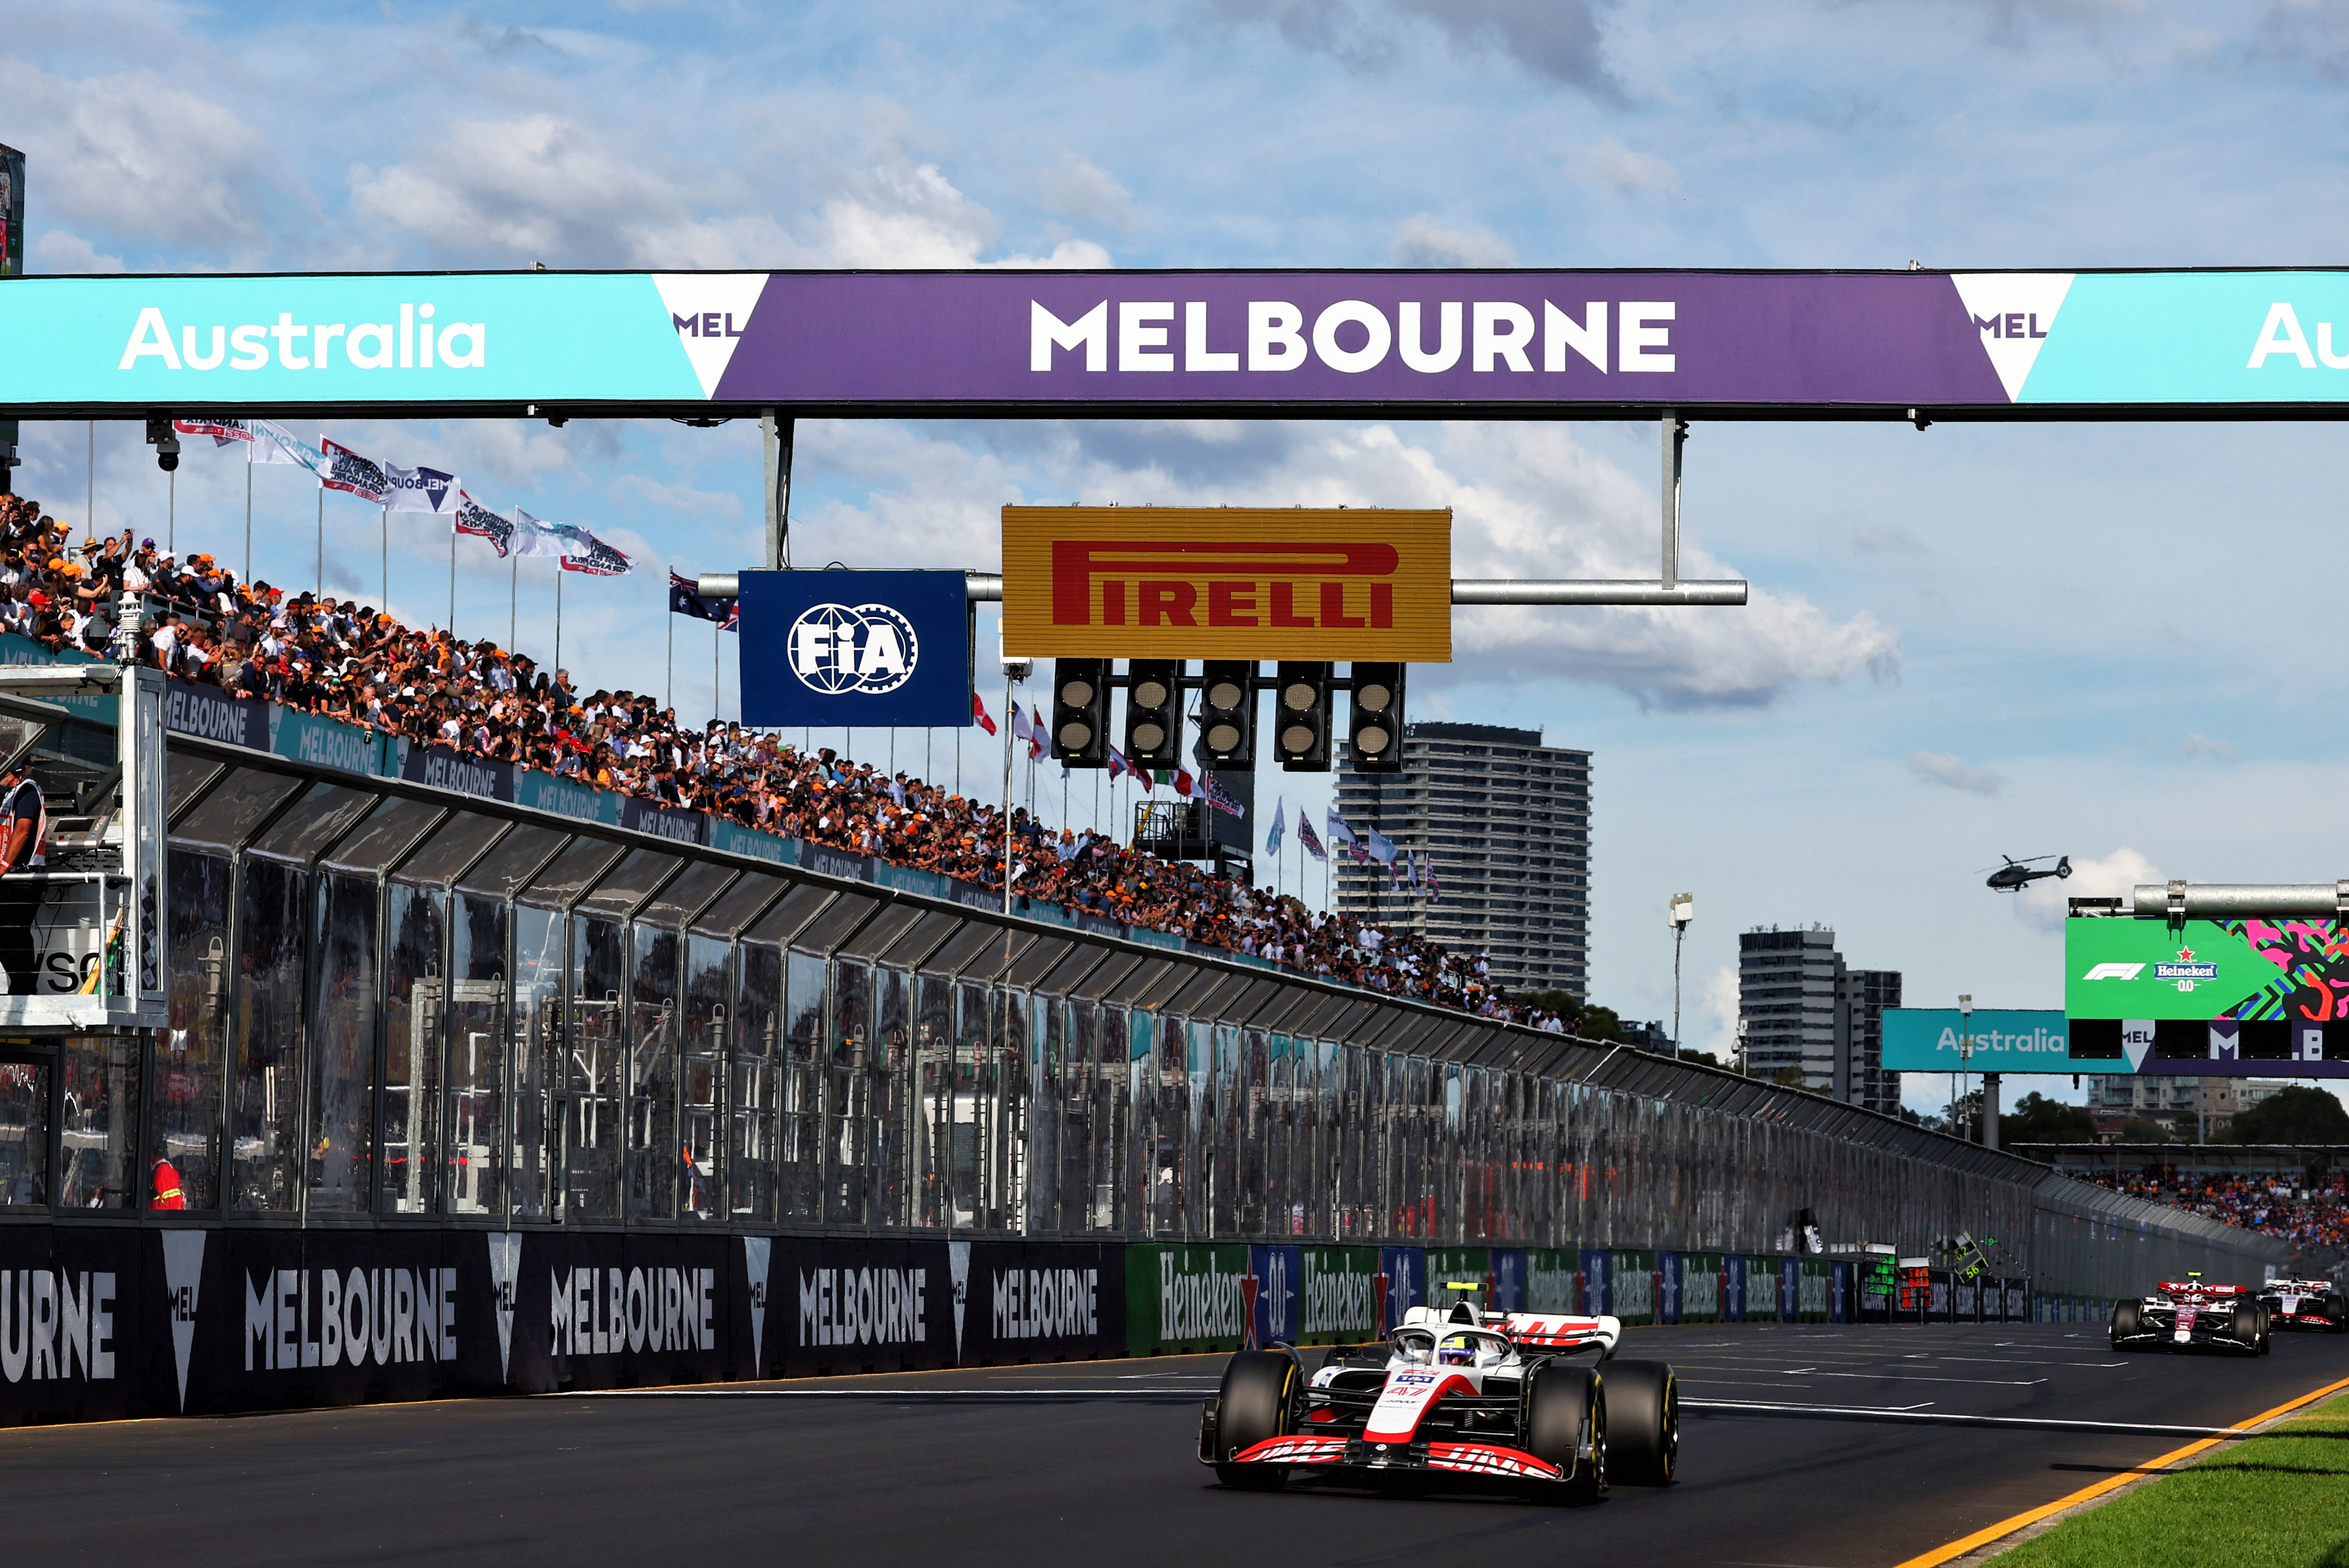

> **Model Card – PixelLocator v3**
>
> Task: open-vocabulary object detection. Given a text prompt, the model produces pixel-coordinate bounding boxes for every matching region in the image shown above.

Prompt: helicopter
[1985,854,2071,892]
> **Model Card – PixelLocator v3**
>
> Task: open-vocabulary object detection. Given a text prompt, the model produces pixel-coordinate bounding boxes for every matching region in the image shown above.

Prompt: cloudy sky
[7,0,2348,1113]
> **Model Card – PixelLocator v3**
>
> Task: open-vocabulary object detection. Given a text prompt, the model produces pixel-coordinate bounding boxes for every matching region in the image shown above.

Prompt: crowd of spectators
[0,492,1569,1029]
[2086,1168,2349,1257]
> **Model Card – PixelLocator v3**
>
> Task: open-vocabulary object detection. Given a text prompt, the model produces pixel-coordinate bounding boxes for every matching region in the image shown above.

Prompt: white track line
[1685,1398,2248,1436]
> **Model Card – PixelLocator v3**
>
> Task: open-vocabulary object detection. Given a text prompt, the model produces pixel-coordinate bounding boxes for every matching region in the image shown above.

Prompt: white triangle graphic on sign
[160,1229,206,1412]
[742,1236,772,1375]
[487,1232,522,1383]
[949,1241,971,1363]
[651,273,768,399]
[1949,274,2076,402]
[2123,1020,2154,1074]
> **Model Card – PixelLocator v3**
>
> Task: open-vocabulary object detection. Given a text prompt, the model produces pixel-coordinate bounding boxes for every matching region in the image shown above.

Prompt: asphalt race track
[5,1320,2346,1567]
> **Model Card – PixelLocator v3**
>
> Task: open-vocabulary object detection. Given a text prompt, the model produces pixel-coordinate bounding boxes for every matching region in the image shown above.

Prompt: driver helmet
[1437,1332,1490,1367]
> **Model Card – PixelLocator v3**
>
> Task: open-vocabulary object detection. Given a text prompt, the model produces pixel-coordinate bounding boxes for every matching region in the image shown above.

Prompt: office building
[2083,1076,2290,1140]
[1331,721,1589,994]
[1737,925,1901,1114]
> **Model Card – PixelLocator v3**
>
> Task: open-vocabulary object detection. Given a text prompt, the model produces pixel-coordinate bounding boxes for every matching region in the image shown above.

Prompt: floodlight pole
[1002,658,1030,917]
[1669,892,1694,1052]
[1662,410,1687,589]
[1958,993,1973,1141]
[762,411,794,570]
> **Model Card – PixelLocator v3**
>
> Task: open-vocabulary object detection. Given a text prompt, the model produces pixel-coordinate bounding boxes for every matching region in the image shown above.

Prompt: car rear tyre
[2229,1302,2262,1355]
[1601,1361,1679,1487]
[1525,1363,1606,1504]
[1213,1351,1297,1490]
[2110,1299,2142,1348]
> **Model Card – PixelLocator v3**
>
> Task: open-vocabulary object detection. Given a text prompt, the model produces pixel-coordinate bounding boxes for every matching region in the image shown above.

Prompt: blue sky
[6,0,2349,1112]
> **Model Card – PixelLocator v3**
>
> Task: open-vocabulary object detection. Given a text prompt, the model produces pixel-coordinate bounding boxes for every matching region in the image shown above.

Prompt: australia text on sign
[1002,507,1451,660]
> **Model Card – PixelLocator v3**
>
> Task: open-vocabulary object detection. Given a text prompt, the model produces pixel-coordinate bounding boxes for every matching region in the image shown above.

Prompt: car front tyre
[1601,1361,1679,1487]
[1213,1351,1297,1491]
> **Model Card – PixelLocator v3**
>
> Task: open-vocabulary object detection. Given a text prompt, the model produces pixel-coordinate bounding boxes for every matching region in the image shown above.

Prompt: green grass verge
[1991,1390,2349,1568]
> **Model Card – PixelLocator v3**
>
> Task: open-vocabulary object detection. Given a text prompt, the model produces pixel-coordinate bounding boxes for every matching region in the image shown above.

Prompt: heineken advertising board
[2063,916,2347,1077]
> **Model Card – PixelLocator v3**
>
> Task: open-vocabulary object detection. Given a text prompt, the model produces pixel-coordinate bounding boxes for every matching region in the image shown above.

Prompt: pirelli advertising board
[1001,507,1451,659]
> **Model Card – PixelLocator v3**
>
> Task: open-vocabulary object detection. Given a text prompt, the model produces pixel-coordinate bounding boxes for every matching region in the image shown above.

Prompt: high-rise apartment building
[1737,926,1901,1114]
[1331,722,1589,994]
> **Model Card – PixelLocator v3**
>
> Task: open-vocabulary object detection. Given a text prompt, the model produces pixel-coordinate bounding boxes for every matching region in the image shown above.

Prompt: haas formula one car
[2257,1277,2349,1334]
[2110,1274,2272,1356]
[1199,1286,1676,1501]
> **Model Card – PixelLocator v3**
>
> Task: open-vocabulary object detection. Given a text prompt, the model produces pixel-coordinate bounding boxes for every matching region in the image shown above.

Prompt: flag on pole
[1364,828,1397,864]
[669,569,738,625]
[249,420,324,470]
[1405,848,1421,889]
[1106,743,1132,782]
[551,521,632,576]
[1008,700,1032,745]
[384,463,459,513]
[507,507,570,559]
[973,692,998,735]
[1425,853,1441,903]
[1297,809,1327,862]
[1325,808,1360,854]
[1172,766,1196,799]
[317,438,392,503]
[1264,795,1286,857]
[1201,774,1246,820]
[453,492,514,556]
[173,416,254,449]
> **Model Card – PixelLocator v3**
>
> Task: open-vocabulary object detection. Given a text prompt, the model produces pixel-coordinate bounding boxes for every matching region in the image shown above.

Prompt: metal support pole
[762,411,794,571]
[1661,410,1687,589]
[1982,1072,2002,1151]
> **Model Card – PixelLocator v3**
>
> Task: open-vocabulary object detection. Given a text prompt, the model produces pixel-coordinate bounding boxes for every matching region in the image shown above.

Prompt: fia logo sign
[787,603,920,695]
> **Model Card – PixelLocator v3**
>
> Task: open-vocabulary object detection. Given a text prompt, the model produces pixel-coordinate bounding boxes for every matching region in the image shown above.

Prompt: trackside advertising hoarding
[13,269,2349,415]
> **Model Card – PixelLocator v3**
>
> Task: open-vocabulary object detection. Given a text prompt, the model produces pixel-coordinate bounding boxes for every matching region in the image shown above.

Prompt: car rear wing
[2156,1281,2247,1298]
[1500,1313,1621,1355]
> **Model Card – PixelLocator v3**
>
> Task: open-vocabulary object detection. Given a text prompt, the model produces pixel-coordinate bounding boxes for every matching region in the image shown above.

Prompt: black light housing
[1347,662,1405,772]
[1273,661,1332,771]
[1195,660,1256,767]
[1049,658,1109,766]
[1124,658,1183,766]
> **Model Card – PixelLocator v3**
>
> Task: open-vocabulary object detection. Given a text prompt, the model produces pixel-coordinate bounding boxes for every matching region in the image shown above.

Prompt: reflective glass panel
[583,848,682,920]
[565,915,627,1221]
[680,933,728,1221]
[447,895,508,1217]
[522,835,623,907]
[251,783,376,865]
[154,848,229,1209]
[307,872,378,1213]
[781,950,825,1221]
[628,922,680,1220]
[510,902,563,1220]
[324,796,445,875]
[826,958,873,1226]
[381,881,444,1215]
[0,1056,48,1204]
[174,769,302,851]
[58,1034,138,1208]
[231,856,304,1211]
[731,944,782,1221]
[165,755,226,822]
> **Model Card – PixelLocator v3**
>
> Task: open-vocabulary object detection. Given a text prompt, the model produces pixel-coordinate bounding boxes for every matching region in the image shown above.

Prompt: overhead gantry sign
[4,268,2348,420]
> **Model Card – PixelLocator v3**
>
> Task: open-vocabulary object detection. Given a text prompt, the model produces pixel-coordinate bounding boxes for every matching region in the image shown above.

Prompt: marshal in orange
[1001,507,1451,660]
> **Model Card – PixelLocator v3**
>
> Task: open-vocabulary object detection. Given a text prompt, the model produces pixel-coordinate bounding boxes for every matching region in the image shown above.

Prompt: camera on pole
[1346,662,1405,772]
[1273,661,1333,771]
[1049,657,1109,766]
[1195,660,1256,767]
[1124,659,1183,766]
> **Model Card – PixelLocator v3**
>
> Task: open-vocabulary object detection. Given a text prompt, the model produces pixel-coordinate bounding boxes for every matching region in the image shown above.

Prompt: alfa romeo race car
[2110,1274,2272,1355]
[2257,1277,2349,1334]
[1198,1286,1676,1502]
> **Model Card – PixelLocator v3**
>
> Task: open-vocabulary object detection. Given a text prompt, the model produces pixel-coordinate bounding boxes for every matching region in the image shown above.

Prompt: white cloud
[1036,154,1133,230]
[1568,135,1680,194]
[1905,749,2004,795]
[2014,846,2158,932]
[0,59,286,264]
[30,231,124,274]
[2182,732,2240,762]
[1211,0,1623,96]
[1391,213,1517,267]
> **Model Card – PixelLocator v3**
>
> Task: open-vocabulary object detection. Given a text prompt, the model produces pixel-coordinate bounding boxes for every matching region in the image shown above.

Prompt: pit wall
[0,1225,2164,1426]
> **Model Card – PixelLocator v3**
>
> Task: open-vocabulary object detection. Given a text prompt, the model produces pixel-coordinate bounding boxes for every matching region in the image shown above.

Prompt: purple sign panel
[719,271,2011,410]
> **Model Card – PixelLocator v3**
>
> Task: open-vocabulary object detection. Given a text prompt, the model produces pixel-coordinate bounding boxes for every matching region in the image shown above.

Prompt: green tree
[2229,1086,2349,1145]
[2117,1115,2175,1143]
[2000,1092,2097,1146]
[1511,989,1628,1044]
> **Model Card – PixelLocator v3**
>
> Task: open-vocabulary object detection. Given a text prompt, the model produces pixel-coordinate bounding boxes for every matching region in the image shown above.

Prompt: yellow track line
[1890,1373,2349,1568]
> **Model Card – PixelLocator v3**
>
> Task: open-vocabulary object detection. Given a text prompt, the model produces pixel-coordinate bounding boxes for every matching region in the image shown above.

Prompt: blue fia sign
[738,570,971,728]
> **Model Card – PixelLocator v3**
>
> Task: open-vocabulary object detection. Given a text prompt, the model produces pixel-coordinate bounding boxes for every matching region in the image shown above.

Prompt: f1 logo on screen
[738,570,972,728]
[1001,507,1452,660]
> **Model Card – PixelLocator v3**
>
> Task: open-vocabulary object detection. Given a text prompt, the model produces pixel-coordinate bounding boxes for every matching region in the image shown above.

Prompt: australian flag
[669,570,738,631]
